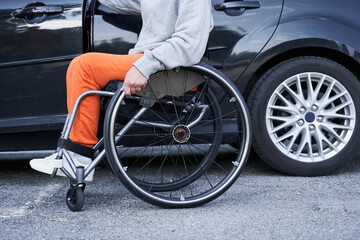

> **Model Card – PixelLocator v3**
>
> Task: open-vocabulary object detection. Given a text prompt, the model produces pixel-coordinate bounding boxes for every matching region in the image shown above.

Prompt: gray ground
[1,153,360,240]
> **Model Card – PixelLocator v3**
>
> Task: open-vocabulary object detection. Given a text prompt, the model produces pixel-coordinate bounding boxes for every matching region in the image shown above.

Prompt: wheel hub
[305,112,315,123]
[171,125,191,143]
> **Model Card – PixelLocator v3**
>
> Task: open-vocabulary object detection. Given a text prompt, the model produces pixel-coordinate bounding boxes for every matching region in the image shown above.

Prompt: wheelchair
[54,62,252,211]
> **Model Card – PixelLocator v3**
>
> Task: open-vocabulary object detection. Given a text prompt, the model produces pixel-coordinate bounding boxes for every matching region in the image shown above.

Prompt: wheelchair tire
[104,63,251,208]
[66,186,85,212]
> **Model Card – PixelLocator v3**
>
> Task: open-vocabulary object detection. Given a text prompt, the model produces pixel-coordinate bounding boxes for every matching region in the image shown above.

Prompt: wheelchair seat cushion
[136,68,206,100]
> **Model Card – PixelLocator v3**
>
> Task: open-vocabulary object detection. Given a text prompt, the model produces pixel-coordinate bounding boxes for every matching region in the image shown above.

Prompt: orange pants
[66,52,143,148]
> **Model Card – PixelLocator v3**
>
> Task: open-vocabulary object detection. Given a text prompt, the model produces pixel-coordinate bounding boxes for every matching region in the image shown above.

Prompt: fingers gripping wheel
[103,63,252,208]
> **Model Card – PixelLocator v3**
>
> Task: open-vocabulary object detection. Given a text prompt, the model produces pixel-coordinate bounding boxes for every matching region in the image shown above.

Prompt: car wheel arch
[241,43,360,100]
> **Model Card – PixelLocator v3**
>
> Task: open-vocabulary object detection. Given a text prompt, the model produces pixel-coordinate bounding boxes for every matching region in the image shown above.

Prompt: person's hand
[121,66,147,96]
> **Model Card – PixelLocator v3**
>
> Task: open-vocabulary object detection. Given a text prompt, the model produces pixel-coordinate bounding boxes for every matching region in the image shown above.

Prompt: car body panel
[0,0,82,130]
[239,0,360,94]
[1,0,360,160]
[209,0,283,84]
[0,0,283,152]
[0,0,82,151]
[92,0,283,81]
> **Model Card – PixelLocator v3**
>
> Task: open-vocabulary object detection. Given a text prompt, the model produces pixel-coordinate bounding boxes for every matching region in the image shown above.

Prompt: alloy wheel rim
[266,72,356,163]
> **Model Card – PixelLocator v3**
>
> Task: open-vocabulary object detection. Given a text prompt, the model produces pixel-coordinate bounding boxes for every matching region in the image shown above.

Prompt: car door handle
[214,1,261,11]
[12,5,64,18]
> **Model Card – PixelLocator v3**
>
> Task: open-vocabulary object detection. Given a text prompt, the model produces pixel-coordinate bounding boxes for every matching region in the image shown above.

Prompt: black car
[1,0,360,176]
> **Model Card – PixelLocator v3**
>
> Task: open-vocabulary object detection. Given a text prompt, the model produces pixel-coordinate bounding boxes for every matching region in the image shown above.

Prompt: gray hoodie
[98,0,213,79]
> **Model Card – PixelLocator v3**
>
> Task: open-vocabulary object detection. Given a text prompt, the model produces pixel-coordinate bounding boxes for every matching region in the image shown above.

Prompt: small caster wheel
[66,186,85,211]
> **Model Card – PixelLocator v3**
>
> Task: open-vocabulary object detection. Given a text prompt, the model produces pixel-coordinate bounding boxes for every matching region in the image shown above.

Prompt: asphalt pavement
[1,153,360,240]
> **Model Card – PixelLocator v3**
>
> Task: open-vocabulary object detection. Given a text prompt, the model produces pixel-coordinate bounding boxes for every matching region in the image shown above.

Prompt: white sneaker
[30,152,94,182]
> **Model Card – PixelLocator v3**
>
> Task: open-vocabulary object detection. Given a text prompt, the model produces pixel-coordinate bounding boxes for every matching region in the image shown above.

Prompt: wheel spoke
[190,109,239,130]
[146,82,173,124]
[190,135,241,156]
[306,73,315,104]
[312,128,325,159]
[186,140,229,173]
[148,146,172,190]
[178,146,193,196]
[306,129,314,161]
[296,74,305,102]
[282,82,305,106]
[324,91,347,106]
[321,121,353,131]
[275,90,298,112]
[322,101,352,115]
[319,124,348,145]
[267,115,297,122]
[321,114,354,120]
[269,104,296,113]
[295,129,309,159]
[118,134,170,159]
[318,79,336,106]
[275,127,301,144]
[312,74,326,103]
[321,135,339,153]
[185,144,214,188]
[285,128,302,154]
[269,117,298,134]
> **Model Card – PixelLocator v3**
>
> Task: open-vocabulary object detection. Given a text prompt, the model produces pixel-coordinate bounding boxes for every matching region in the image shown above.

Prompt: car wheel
[248,56,360,175]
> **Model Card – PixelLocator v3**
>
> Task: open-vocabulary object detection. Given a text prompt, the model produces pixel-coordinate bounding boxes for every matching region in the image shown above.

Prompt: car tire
[248,56,360,175]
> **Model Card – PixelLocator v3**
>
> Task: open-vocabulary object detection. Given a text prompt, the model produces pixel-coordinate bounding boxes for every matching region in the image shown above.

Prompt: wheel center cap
[172,125,190,143]
[305,112,315,123]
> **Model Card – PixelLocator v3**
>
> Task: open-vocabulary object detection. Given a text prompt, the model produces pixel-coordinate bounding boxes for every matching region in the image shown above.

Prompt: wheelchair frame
[54,63,252,211]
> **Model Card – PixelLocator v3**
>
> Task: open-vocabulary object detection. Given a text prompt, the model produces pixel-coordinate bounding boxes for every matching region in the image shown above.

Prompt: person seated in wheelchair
[30,0,214,181]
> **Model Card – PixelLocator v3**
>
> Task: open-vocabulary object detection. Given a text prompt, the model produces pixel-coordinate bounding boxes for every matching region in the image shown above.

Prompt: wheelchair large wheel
[104,63,251,208]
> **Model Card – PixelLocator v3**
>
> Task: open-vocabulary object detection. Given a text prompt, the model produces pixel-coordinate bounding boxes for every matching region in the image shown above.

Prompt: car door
[209,0,283,91]
[0,0,83,136]
[92,0,283,90]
